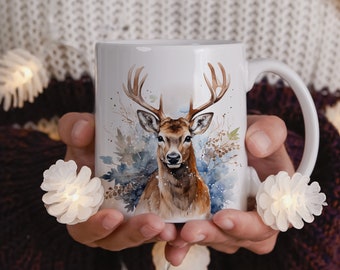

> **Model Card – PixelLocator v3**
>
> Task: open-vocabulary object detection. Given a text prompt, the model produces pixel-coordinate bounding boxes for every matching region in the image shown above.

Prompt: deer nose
[167,152,181,165]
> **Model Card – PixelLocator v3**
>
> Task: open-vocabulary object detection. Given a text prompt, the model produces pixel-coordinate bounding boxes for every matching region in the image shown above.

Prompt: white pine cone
[41,160,104,225]
[256,171,327,232]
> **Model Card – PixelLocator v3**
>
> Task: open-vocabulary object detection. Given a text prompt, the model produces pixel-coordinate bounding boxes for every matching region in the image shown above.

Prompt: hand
[58,113,294,265]
[164,115,295,265]
[58,113,177,251]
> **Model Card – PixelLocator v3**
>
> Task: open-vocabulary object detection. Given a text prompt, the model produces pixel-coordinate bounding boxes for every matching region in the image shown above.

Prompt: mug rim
[96,39,242,46]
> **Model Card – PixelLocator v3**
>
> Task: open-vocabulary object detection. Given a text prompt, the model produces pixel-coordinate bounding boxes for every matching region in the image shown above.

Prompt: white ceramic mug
[95,40,319,222]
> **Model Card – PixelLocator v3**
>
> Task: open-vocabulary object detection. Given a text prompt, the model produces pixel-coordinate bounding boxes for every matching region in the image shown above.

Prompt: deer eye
[184,135,192,143]
[157,136,164,142]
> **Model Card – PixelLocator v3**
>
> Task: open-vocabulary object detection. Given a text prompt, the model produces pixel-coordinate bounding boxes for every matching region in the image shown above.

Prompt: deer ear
[190,112,213,135]
[137,110,160,133]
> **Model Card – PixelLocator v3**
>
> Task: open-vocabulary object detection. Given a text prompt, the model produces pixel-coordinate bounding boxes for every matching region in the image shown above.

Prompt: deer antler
[186,62,230,120]
[123,65,166,119]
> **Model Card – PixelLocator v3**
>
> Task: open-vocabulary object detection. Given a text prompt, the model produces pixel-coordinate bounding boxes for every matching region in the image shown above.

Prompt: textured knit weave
[0,0,339,92]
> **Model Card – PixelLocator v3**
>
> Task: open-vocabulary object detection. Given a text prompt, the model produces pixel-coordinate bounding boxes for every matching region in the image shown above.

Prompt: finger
[179,210,277,244]
[246,115,294,178]
[67,208,124,247]
[178,211,278,255]
[246,115,287,158]
[95,214,167,251]
[178,219,244,255]
[180,219,225,244]
[179,220,242,254]
[58,112,95,169]
[164,243,192,267]
[167,223,189,248]
[212,209,278,242]
[164,224,190,265]
[243,236,278,255]
[59,112,95,147]
[158,223,178,242]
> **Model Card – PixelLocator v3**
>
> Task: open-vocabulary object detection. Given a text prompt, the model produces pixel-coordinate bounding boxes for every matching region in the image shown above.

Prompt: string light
[0,48,49,111]
[13,66,34,85]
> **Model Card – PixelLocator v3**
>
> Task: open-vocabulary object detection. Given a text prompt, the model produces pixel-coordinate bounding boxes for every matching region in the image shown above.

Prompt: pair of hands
[58,112,294,266]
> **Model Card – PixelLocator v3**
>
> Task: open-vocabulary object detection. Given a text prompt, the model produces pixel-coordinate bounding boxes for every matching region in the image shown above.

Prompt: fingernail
[102,214,118,230]
[219,218,234,230]
[140,225,160,238]
[71,119,88,141]
[193,234,206,242]
[249,130,271,155]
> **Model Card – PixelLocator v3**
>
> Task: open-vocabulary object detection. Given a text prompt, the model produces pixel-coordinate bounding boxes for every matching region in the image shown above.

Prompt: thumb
[58,112,95,170]
[246,115,294,178]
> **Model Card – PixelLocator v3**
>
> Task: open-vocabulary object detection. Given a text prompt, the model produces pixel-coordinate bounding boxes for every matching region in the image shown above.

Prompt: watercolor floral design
[101,127,157,212]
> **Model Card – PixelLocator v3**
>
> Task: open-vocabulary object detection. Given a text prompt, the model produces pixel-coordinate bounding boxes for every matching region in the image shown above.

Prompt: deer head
[123,63,230,169]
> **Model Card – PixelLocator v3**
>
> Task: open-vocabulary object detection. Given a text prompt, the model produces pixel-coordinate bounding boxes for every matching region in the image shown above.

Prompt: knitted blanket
[0,78,339,270]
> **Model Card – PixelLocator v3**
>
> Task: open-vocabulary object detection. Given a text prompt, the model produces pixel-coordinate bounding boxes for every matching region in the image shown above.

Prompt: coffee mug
[95,40,319,222]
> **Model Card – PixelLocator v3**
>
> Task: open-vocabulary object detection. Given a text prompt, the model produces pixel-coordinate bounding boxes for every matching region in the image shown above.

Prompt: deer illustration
[123,63,230,220]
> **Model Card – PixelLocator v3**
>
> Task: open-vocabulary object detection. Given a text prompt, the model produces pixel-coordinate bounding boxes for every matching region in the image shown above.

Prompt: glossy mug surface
[95,40,319,222]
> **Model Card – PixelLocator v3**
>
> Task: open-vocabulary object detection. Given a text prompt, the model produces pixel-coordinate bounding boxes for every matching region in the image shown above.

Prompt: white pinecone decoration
[256,171,327,232]
[41,160,104,225]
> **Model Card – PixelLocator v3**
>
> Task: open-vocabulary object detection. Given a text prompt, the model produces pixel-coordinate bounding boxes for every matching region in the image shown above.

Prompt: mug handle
[247,59,319,176]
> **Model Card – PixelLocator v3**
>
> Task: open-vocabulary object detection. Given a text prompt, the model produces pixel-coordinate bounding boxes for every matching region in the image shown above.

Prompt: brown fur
[134,118,211,220]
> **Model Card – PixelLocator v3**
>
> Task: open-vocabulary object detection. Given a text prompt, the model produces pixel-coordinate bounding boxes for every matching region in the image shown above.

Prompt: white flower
[0,48,49,111]
[41,160,104,225]
[256,171,327,232]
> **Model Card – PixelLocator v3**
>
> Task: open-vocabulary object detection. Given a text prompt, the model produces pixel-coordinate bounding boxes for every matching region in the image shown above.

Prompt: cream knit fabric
[0,0,339,92]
